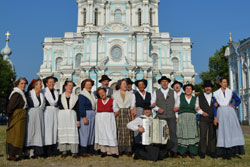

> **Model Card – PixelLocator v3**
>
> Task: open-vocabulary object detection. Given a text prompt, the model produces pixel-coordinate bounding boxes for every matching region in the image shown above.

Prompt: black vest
[198,93,214,121]
[135,91,151,108]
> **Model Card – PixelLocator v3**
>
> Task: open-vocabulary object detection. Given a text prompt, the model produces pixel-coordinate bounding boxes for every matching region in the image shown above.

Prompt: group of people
[6,74,245,161]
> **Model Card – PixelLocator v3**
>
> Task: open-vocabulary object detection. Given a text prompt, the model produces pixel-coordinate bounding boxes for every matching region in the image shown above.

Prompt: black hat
[203,80,213,88]
[183,83,195,91]
[63,80,76,92]
[171,80,183,88]
[43,76,58,87]
[99,75,112,83]
[126,78,134,85]
[135,79,148,88]
[143,106,152,110]
[158,76,171,84]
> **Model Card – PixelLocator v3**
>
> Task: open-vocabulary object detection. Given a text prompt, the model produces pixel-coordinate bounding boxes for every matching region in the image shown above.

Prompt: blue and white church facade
[38,0,196,93]
[225,37,250,124]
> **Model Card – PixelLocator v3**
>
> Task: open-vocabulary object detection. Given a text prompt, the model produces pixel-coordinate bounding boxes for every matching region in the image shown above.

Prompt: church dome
[1,42,12,56]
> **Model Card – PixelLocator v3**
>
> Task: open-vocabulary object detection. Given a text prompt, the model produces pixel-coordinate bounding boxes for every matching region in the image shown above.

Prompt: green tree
[0,54,16,114]
[199,45,229,90]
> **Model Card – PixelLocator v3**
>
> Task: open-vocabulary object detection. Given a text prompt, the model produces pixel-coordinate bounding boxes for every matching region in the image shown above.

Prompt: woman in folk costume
[213,77,245,160]
[78,79,96,157]
[113,79,136,156]
[57,81,80,158]
[42,76,59,157]
[26,79,45,158]
[6,78,28,161]
[174,84,203,158]
[94,88,119,158]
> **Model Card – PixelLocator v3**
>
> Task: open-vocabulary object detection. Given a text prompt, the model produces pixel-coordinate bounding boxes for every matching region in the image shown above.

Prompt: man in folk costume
[95,75,113,98]
[42,76,59,157]
[57,81,80,158]
[171,80,183,121]
[152,76,179,158]
[133,79,152,144]
[127,107,174,161]
[198,80,217,159]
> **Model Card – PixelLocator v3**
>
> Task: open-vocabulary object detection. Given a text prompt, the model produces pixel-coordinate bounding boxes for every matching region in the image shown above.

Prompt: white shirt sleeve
[196,97,204,115]
[152,91,159,111]
[113,99,119,113]
[127,117,143,132]
[175,96,180,108]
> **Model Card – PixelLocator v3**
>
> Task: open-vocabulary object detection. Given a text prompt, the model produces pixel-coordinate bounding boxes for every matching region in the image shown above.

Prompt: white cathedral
[38,0,196,93]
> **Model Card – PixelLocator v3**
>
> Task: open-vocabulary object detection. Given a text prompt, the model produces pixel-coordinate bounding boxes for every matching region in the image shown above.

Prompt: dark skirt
[217,146,245,157]
[116,108,134,153]
[6,109,27,156]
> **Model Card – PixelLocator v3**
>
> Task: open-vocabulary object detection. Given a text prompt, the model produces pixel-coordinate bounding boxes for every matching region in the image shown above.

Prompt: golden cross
[5,31,11,40]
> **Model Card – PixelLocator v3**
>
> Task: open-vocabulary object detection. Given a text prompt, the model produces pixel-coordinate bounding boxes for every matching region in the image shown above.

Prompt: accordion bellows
[142,117,169,145]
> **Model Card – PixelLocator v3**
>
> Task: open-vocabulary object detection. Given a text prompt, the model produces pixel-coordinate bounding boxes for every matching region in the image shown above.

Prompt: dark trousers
[166,117,178,153]
[135,140,174,161]
[199,119,216,155]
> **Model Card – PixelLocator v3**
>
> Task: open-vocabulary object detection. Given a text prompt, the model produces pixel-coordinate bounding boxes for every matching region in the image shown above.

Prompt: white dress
[94,98,118,155]
[26,89,45,147]
[43,87,59,145]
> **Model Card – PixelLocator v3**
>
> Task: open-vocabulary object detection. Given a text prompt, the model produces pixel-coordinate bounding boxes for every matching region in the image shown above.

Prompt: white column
[88,2,93,25]
[155,6,159,27]
[126,4,130,25]
[143,2,149,25]
[106,4,110,24]
[78,6,83,27]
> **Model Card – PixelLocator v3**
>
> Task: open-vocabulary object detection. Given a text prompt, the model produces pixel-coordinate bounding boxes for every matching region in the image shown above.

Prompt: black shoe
[133,154,139,160]
[200,153,205,159]
[210,153,218,159]
[112,154,119,158]
[101,153,107,158]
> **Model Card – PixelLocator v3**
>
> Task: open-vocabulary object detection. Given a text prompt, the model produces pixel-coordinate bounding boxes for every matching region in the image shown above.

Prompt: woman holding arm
[213,77,245,160]
[6,78,28,161]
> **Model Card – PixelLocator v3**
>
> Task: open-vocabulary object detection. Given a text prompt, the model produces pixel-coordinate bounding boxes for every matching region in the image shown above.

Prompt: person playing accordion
[127,106,174,161]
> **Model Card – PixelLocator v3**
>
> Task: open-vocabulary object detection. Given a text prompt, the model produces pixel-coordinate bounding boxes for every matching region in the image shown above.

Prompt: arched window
[150,8,153,26]
[75,53,82,68]
[83,8,87,26]
[172,58,179,72]
[56,57,63,71]
[138,9,142,26]
[114,9,122,22]
[152,53,158,67]
[94,8,98,26]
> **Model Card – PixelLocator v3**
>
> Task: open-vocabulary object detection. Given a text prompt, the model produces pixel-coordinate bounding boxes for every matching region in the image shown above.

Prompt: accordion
[141,117,168,145]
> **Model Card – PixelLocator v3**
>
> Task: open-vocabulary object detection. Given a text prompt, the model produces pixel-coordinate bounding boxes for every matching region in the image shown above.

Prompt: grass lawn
[1,126,250,167]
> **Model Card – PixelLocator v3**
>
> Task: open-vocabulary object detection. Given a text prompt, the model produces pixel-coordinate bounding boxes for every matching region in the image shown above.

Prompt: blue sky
[0,0,249,83]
